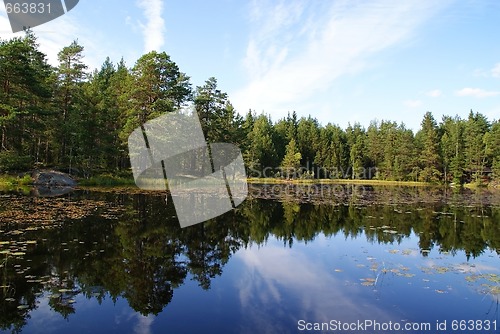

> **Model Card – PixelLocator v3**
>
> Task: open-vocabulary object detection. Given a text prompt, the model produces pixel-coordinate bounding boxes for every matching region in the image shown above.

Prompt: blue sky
[1,0,499,131]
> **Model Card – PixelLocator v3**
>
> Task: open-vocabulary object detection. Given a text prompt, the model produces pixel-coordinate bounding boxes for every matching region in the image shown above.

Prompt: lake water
[0,186,499,333]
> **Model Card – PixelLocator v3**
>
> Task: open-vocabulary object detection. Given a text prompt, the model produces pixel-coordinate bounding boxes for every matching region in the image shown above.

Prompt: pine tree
[440,116,465,184]
[464,110,489,183]
[122,51,191,138]
[55,40,87,165]
[484,120,500,180]
[0,31,54,169]
[416,112,441,182]
[346,123,366,179]
[281,139,301,179]
[245,115,277,176]
[296,116,320,172]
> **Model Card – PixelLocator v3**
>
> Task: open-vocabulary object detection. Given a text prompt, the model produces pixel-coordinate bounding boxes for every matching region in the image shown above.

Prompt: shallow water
[0,187,499,333]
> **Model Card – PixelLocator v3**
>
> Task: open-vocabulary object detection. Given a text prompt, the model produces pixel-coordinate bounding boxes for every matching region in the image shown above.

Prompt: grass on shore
[0,174,33,186]
[246,177,432,187]
[78,174,136,186]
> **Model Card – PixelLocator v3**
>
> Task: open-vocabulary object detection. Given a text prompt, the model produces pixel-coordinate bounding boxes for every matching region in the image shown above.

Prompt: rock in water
[32,170,77,187]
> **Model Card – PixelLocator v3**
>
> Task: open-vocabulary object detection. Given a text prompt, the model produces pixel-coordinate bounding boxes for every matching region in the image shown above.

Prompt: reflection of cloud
[235,244,395,333]
[134,314,155,334]
[25,296,62,333]
[452,263,500,274]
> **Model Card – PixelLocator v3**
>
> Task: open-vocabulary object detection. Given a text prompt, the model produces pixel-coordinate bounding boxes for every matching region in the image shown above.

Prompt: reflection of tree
[182,221,231,290]
[114,194,187,315]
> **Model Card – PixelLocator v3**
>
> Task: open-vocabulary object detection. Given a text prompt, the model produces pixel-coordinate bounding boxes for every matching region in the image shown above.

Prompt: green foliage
[244,115,277,175]
[281,139,301,178]
[416,112,441,182]
[484,120,500,179]
[0,32,499,187]
[463,110,490,183]
[0,152,32,171]
[0,173,32,185]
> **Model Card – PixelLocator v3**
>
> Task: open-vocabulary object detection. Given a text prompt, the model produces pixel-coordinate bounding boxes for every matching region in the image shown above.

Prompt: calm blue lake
[0,186,499,333]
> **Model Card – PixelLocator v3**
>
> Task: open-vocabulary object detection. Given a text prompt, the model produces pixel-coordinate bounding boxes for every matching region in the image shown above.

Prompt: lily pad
[11,252,26,256]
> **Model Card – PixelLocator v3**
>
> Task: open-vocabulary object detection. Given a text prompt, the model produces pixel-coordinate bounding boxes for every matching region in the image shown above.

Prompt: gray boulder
[32,170,77,187]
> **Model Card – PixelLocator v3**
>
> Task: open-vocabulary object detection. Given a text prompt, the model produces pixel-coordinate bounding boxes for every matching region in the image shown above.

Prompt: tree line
[1,32,499,184]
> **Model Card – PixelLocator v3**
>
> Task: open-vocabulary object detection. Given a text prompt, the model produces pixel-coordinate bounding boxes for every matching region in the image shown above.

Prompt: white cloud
[136,0,165,52]
[232,0,453,119]
[404,99,422,108]
[456,87,500,98]
[492,63,500,78]
[426,89,442,97]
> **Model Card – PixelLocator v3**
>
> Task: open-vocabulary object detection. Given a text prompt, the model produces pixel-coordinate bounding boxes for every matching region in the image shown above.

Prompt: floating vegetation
[360,278,376,286]
[435,266,450,274]
[0,197,123,225]
[11,252,26,256]
[465,273,500,295]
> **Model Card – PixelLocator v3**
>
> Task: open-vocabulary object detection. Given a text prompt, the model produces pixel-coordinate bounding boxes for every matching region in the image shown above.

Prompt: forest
[1,32,499,185]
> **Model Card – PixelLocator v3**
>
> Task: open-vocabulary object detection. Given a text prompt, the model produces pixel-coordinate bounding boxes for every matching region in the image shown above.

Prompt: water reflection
[0,187,499,332]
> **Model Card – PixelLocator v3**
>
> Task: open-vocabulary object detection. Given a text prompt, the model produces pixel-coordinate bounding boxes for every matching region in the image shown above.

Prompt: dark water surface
[0,186,499,333]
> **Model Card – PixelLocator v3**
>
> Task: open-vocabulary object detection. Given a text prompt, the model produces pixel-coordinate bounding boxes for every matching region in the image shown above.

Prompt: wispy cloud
[426,89,442,97]
[456,87,500,98]
[136,0,165,52]
[404,99,422,108]
[492,63,500,78]
[232,0,453,118]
